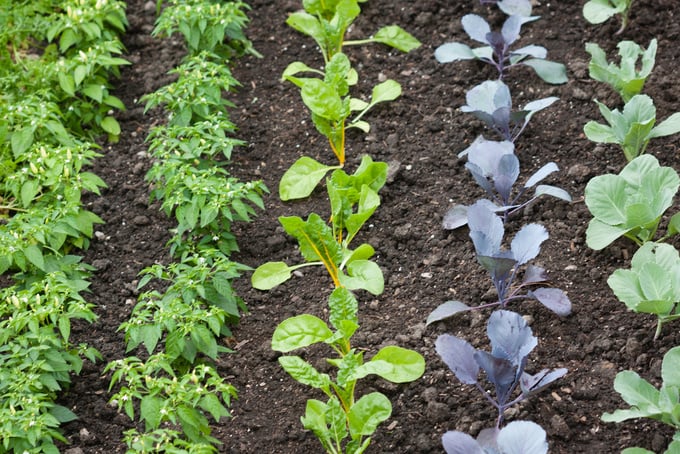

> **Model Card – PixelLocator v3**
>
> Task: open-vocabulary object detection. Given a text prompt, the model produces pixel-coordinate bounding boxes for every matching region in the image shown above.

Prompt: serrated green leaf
[140,396,163,429]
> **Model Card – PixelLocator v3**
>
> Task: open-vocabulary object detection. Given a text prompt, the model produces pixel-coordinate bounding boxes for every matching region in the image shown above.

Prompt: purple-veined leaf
[524,163,558,188]
[462,14,492,44]
[529,288,572,316]
[435,42,476,63]
[487,310,536,367]
[511,223,548,265]
[467,162,496,195]
[497,0,533,17]
[474,351,517,403]
[442,431,485,454]
[468,201,504,256]
[519,368,568,395]
[465,136,515,173]
[426,300,472,325]
[523,264,548,285]
[501,15,522,45]
[462,80,511,115]
[435,334,479,385]
[443,205,469,230]
[534,184,572,202]
[497,421,549,454]
[477,255,516,295]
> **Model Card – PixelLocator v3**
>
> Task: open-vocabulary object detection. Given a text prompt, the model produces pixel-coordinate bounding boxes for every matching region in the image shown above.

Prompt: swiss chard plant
[607,242,680,339]
[459,80,558,142]
[585,39,657,102]
[584,94,680,161]
[442,420,548,454]
[584,154,680,250]
[272,286,425,454]
[434,14,567,84]
[583,0,634,34]
[443,136,571,229]
[430,201,572,324]
[602,345,680,453]
[286,0,420,63]
[280,52,401,200]
[253,155,387,295]
[435,310,567,428]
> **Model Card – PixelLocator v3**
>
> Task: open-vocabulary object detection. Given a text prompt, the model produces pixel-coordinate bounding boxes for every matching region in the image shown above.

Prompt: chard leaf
[487,310,536,366]
[528,288,572,316]
[426,300,472,325]
[435,334,479,385]
[348,392,392,437]
[280,214,343,267]
[328,287,358,330]
[496,421,549,454]
[442,431,485,454]
[279,356,331,389]
[279,156,338,200]
[370,79,401,104]
[434,42,476,62]
[301,399,332,447]
[251,261,294,290]
[511,223,548,265]
[272,314,333,352]
[301,78,345,121]
[372,25,421,52]
[462,14,491,44]
[340,259,384,295]
[353,346,425,383]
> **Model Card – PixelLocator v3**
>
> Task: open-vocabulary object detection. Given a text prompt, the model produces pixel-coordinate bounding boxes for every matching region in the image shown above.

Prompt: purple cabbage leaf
[479,0,538,22]
[431,202,572,325]
[434,14,567,84]
[443,136,571,230]
[435,311,567,428]
[442,420,549,454]
[460,80,558,142]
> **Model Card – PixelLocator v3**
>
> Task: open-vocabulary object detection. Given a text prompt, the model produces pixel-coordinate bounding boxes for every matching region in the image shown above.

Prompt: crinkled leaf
[280,213,342,266]
[328,286,358,330]
[435,334,479,385]
[340,259,384,295]
[272,314,333,352]
[279,356,331,389]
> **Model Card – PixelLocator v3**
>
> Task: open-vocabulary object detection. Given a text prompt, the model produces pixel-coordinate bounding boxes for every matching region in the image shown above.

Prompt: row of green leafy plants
[421,1,576,452]
[247,1,432,452]
[577,2,680,452]
[0,0,129,452]
[100,1,267,452]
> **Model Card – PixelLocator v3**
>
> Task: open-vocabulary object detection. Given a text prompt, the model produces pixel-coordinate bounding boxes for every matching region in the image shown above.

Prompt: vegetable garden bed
[9,0,680,452]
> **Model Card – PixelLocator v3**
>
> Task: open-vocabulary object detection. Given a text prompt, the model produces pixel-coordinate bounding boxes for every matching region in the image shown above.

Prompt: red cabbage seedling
[479,0,537,21]
[442,420,548,454]
[460,80,558,142]
[435,310,567,428]
[443,136,571,229]
[434,14,567,84]
[431,201,571,324]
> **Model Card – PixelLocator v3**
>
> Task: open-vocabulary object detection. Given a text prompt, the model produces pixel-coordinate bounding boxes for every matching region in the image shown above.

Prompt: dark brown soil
[56,0,680,452]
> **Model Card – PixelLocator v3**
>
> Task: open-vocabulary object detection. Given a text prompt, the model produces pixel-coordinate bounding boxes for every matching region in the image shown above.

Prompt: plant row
[101,1,266,452]
[0,0,129,452]
[250,1,429,452]
[576,5,680,452]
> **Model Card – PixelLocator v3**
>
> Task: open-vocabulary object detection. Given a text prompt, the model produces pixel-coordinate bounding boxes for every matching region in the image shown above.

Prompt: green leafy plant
[272,287,425,454]
[286,0,420,63]
[585,39,657,102]
[280,53,400,200]
[608,242,680,339]
[602,345,680,453]
[253,156,387,294]
[584,154,680,250]
[583,0,634,34]
[584,94,680,161]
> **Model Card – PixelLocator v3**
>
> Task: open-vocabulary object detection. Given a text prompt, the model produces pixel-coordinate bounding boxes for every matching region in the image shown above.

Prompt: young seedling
[583,0,635,35]
[608,242,680,339]
[253,156,387,295]
[434,14,567,84]
[602,345,680,453]
[442,420,548,454]
[585,39,657,102]
[584,154,680,250]
[584,94,680,161]
[443,136,571,229]
[273,287,425,454]
[435,310,567,428]
[479,0,538,22]
[286,0,421,63]
[431,201,571,324]
[460,80,558,142]
[280,53,401,200]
